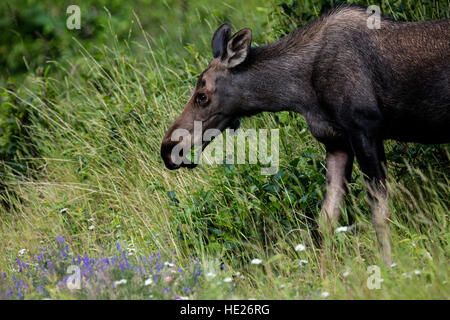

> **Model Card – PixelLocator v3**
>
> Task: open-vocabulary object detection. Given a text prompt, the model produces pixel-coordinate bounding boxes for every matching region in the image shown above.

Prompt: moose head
[160,23,253,170]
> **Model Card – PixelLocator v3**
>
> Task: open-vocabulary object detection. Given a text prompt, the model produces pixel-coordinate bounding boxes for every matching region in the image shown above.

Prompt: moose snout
[161,138,198,170]
[161,140,181,170]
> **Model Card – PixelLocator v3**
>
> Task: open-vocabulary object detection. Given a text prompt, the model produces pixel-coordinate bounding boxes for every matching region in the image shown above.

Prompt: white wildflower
[390,263,397,268]
[343,271,350,278]
[295,244,306,252]
[164,262,175,267]
[299,260,308,265]
[18,249,27,256]
[321,291,330,297]
[414,270,421,275]
[88,225,95,230]
[59,208,68,214]
[335,226,349,233]
[335,224,356,233]
[206,272,216,278]
[144,278,153,286]
[223,277,233,283]
[251,259,262,265]
[114,279,127,286]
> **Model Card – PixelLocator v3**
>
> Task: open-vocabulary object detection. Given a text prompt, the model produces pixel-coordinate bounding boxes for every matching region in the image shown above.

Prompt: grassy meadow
[0,0,449,299]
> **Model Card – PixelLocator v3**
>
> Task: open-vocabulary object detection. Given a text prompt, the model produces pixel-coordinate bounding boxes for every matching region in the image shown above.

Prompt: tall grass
[0,0,449,299]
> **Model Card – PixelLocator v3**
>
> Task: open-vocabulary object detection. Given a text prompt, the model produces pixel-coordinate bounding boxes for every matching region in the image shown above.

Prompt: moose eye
[196,93,208,104]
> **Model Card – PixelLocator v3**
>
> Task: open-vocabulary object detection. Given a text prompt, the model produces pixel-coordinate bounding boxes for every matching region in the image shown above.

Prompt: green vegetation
[0,0,449,299]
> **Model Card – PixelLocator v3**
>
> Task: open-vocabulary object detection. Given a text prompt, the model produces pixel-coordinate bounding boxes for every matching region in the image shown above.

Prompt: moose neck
[232,41,317,117]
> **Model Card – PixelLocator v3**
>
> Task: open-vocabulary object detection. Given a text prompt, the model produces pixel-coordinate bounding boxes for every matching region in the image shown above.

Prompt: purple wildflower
[56,234,64,244]
[83,253,89,266]
[12,276,18,289]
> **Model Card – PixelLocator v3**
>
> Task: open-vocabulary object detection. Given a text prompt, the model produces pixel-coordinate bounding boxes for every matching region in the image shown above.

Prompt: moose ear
[212,23,231,59]
[223,28,252,68]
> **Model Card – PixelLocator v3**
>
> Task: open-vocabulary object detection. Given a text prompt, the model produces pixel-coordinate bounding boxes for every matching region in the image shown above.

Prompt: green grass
[0,0,449,299]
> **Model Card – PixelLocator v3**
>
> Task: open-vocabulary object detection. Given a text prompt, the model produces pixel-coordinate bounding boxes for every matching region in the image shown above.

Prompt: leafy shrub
[0,81,38,172]
[0,0,149,80]
[168,148,327,259]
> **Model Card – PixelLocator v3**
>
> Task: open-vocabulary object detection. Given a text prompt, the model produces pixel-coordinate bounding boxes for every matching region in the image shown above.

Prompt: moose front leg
[319,145,354,230]
[350,132,392,265]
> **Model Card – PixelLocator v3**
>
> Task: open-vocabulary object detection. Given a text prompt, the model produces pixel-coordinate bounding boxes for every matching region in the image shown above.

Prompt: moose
[161,5,450,265]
